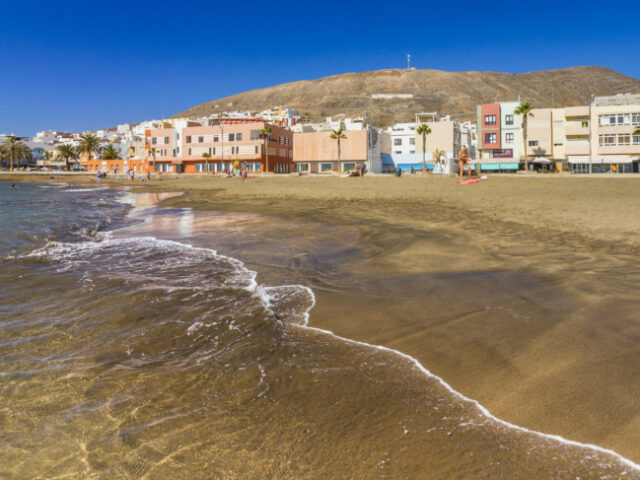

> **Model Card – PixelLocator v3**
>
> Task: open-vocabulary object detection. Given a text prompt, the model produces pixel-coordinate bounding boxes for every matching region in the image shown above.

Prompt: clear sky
[1,0,638,137]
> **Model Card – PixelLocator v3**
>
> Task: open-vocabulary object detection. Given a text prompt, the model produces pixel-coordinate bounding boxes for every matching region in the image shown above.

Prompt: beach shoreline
[4,173,640,463]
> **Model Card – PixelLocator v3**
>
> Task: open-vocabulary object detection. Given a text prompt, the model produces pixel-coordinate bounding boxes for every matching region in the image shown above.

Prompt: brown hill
[174,67,640,126]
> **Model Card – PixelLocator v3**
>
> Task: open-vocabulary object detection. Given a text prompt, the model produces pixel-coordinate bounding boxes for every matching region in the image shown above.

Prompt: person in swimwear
[458,145,473,182]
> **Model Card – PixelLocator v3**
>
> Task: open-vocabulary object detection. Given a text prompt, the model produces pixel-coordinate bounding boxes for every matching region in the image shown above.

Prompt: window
[198,136,204,143]
[485,115,496,126]
[528,140,539,146]
[341,162,356,172]
[409,138,415,145]
[409,150,415,154]
[255,146,259,154]
[632,113,640,125]
[320,162,333,172]
[394,138,402,146]
[186,136,192,143]
[188,148,192,155]
[505,133,514,143]
[208,148,212,155]
[618,134,630,146]
[394,150,402,154]
[213,147,216,155]
[236,133,242,141]
[485,133,497,144]
[229,133,235,142]
[176,133,180,140]
[581,121,589,128]
[296,163,310,173]
[164,137,169,144]
[152,137,157,145]
[279,136,283,144]
[505,114,514,126]
[213,136,219,142]
[633,135,640,145]
[599,134,616,146]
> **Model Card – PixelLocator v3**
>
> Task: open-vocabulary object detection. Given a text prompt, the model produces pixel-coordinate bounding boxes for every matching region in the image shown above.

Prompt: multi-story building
[588,93,640,173]
[386,123,416,155]
[381,114,473,173]
[520,94,640,173]
[293,126,385,174]
[476,101,522,172]
[179,118,293,174]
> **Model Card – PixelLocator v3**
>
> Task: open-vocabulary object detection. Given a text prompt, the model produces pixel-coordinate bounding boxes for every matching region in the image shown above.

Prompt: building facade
[145,118,293,174]
[293,126,384,173]
[476,101,522,172]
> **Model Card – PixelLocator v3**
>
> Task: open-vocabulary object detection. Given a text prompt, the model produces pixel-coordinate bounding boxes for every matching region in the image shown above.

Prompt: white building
[386,123,416,155]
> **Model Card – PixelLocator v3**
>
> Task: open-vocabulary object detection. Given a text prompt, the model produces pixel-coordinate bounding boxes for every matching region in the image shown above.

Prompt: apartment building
[588,94,640,173]
[293,126,385,173]
[386,123,417,155]
[381,115,473,174]
[476,101,522,172]
[521,94,640,173]
[180,119,293,174]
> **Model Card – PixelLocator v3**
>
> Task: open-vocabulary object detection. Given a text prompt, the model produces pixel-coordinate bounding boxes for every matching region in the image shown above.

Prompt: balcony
[566,142,590,155]
[564,125,590,136]
[565,106,589,118]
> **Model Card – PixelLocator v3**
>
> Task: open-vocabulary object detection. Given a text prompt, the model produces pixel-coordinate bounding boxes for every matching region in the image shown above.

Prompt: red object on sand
[458,178,487,185]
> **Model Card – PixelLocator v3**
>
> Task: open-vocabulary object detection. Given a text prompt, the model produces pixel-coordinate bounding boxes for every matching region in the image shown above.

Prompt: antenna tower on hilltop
[407,54,411,69]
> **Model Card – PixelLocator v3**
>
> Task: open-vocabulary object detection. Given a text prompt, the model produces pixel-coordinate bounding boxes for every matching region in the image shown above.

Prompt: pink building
[146,119,293,174]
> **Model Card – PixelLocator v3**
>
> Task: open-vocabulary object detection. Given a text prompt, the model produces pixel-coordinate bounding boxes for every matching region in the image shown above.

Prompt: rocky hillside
[174,67,640,126]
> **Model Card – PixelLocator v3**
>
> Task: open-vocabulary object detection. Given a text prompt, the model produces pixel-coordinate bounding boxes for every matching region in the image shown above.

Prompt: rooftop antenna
[407,54,411,70]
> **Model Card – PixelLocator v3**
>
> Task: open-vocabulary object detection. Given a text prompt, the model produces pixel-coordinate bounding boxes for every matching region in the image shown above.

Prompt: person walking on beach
[458,146,473,182]
[241,162,248,182]
[129,169,134,182]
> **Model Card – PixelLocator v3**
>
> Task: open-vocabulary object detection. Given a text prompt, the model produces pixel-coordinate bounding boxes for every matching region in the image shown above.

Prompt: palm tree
[76,134,103,166]
[514,101,534,173]
[0,136,32,171]
[260,126,272,173]
[101,145,119,160]
[330,128,347,173]
[633,127,640,136]
[416,124,432,173]
[149,147,157,173]
[202,152,211,173]
[56,144,78,171]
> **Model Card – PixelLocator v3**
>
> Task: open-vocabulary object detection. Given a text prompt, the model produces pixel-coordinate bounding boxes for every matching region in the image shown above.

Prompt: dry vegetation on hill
[174,67,640,126]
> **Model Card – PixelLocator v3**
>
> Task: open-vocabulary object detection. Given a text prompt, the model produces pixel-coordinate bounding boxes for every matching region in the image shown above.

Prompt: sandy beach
[5,172,640,465]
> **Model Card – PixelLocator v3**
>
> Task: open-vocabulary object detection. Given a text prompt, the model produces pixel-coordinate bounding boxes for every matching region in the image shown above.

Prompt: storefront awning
[568,156,632,164]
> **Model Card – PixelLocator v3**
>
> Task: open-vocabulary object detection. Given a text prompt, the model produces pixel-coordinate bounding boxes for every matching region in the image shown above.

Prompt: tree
[514,101,534,173]
[56,144,78,171]
[260,126,272,173]
[149,147,157,173]
[634,127,640,136]
[101,144,119,160]
[77,134,103,167]
[202,152,211,173]
[330,128,347,173]
[0,136,32,172]
[416,124,432,173]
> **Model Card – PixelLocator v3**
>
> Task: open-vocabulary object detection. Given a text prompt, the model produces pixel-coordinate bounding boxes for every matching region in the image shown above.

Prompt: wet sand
[5,172,640,463]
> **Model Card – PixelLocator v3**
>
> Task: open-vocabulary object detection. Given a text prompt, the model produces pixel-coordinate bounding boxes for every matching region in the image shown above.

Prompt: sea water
[0,181,637,479]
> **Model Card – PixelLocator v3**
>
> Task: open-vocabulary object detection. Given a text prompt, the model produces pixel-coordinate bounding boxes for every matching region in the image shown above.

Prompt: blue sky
[1,0,638,137]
